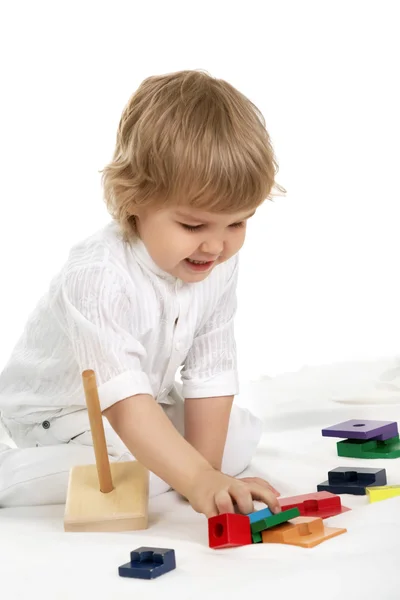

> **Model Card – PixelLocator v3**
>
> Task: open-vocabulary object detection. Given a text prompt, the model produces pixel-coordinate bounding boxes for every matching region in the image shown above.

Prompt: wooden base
[64,461,149,532]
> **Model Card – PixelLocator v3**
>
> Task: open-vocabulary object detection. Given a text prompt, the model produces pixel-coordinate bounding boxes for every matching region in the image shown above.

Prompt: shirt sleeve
[59,264,153,410]
[181,257,240,399]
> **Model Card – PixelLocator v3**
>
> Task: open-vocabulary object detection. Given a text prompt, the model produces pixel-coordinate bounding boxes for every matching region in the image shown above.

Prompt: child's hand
[184,468,281,518]
[238,476,280,497]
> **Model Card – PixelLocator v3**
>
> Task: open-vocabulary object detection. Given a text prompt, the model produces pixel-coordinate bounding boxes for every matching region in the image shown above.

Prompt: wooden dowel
[82,369,114,493]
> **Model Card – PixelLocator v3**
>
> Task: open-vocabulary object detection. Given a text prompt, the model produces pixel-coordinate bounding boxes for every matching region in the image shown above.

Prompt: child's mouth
[184,258,215,272]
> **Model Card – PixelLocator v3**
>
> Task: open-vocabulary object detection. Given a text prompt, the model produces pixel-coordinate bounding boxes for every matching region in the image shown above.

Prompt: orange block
[261,516,346,548]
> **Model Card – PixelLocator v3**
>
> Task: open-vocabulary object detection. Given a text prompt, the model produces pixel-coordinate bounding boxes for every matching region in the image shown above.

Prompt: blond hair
[101,70,285,241]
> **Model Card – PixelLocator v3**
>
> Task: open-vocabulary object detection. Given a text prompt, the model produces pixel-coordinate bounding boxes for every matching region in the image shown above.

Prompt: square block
[251,507,300,534]
[366,485,400,503]
[337,436,400,459]
[322,419,398,441]
[317,467,387,495]
[208,513,252,549]
[279,491,350,518]
[118,547,176,579]
[261,516,347,548]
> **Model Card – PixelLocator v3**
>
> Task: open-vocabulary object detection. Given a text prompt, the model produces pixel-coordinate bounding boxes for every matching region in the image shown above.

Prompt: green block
[252,530,262,544]
[337,435,400,459]
[250,507,300,534]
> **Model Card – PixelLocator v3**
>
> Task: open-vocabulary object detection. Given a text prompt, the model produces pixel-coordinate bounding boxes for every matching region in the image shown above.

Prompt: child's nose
[200,238,224,256]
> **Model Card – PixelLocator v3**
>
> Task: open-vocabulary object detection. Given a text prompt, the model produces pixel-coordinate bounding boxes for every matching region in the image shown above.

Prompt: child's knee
[0,444,91,507]
[149,472,171,497]
[222,406,263,477]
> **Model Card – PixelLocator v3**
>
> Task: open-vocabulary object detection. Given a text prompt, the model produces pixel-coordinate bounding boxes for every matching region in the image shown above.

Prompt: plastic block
[366,485,400,503]
[208,513,252,549]
[317,467,387,495]
[322,419,398,441]
[118,547,176,579]
[261,516,347,548]
[250,507,300,534]
[337,435,400,459]
[247,507,272,524]
[279,491,350,518]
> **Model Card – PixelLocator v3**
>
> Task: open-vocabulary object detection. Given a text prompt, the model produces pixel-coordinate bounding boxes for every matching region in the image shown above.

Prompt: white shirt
[0,221,239,423]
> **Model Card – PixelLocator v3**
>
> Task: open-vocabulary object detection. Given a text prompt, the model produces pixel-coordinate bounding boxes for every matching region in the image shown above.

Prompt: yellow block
[366,485,400,504]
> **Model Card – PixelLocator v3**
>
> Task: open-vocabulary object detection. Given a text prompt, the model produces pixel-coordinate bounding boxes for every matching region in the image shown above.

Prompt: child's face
[135,204,255,282]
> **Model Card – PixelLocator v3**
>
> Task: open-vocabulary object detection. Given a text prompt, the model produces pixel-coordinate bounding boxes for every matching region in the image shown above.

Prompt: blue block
[118,547,176,580]
[317,467,387,496]
[247,507,273,524]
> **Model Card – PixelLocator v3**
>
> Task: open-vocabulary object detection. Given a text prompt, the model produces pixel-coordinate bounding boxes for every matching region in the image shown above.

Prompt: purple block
[321,419,398,441]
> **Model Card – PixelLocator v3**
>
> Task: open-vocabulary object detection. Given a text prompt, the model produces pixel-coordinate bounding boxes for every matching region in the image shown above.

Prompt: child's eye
[230,221,245,228]
[179,221,245,232]
[180,223,203,232]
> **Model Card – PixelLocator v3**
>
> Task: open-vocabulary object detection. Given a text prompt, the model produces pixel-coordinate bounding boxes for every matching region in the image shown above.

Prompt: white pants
[0,389,263,508]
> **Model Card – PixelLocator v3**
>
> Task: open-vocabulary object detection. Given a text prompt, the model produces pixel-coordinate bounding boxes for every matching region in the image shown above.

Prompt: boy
[0,70,283,518]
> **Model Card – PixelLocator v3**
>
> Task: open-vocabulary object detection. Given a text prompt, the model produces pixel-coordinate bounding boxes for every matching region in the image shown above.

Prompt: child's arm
[184,395,234,470]
[104,393,212,494]
[103,393,280,518]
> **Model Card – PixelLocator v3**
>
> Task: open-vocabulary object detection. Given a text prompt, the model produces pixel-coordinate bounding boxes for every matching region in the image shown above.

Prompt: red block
[208,513,252,549]
[279,491,350,519]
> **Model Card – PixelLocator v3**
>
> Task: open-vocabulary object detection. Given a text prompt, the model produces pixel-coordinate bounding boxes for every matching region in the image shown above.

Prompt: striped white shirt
[0,221,239,423]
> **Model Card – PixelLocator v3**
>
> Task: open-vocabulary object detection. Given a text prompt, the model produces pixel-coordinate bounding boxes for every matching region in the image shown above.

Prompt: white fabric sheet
[1,358,400,599]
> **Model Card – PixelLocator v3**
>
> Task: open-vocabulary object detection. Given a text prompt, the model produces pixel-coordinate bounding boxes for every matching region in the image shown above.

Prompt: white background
[0,0,399,379]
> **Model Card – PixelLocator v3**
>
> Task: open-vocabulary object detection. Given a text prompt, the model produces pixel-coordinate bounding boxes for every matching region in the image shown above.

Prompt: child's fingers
[228,485,255,515]
[250,483,281,514]
[255,479,280,496]
[239,477,280,496]
[215,489,236,515]
[203,498,219,519]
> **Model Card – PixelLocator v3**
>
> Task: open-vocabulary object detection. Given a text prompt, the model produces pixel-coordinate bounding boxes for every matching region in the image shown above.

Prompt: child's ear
[127,214,137,226]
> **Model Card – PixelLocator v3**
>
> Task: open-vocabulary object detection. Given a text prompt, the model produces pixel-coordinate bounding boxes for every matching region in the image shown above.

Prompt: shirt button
[42,420,50,429]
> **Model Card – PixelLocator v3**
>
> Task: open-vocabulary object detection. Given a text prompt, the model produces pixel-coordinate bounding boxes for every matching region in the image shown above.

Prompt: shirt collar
[130,237,179,284]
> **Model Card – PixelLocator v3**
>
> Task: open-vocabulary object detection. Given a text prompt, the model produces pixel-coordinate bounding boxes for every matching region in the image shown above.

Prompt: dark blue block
[118,547,176,580]
[317,467,386,496]
[317,481,368,495]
